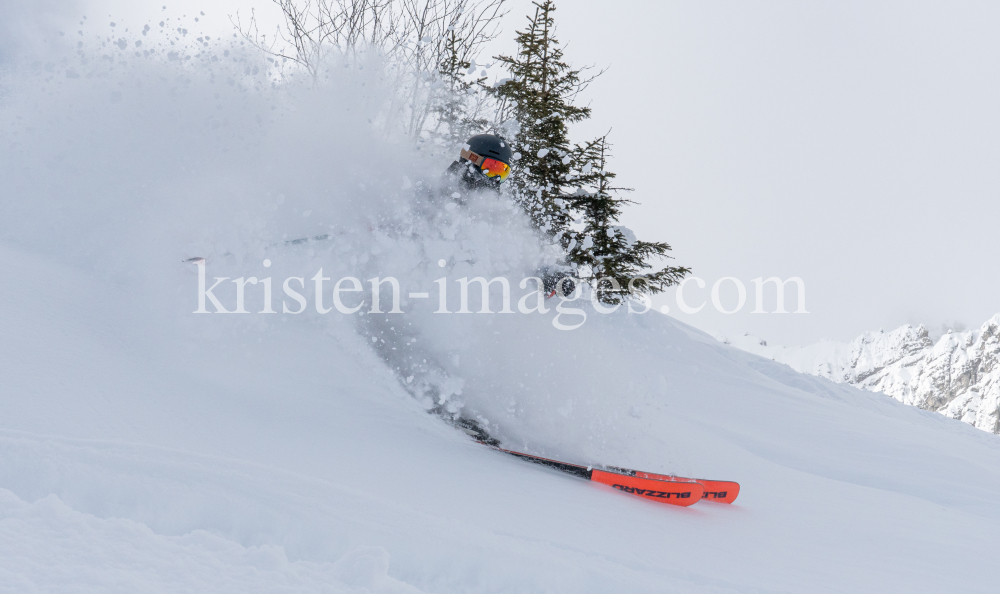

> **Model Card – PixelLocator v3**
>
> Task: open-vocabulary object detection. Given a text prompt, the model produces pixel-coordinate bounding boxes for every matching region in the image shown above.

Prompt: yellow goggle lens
[480,157,511,181]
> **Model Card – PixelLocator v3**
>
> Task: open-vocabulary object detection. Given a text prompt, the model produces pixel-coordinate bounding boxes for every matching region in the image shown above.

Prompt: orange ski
[590,469,704,506]
[496,448,709,507]
[628,471,740,504]
[457,420,740,506]
[606,466,740,504]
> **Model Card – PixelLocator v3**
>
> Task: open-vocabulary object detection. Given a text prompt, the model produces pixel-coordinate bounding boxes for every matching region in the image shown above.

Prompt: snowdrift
[2,19,1000,593]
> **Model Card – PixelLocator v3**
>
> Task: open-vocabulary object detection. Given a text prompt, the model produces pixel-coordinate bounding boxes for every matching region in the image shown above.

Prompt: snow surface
[2,20,1000,593]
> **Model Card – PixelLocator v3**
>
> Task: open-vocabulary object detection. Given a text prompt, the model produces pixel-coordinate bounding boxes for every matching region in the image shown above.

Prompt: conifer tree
[490,0,689,304]
[490,0,591,237]
[567,134,691,304]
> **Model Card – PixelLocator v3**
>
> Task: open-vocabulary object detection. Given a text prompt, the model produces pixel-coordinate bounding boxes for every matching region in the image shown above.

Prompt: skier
[359,134,577,446]
[441,134,573,298]
[442,133,513,196]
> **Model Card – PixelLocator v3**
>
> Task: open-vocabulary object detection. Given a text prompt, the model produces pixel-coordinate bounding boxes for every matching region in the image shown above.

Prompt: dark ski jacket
[443,159,502,198]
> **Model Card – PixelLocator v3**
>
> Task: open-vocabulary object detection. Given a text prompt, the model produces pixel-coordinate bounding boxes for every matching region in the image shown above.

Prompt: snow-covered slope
[720,317,1000,433]
[7,242,1000,594]
[3,20,1000,594]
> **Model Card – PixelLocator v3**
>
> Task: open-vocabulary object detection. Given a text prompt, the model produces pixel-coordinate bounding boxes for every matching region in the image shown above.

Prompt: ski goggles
[462,148,511,182]
[479,157,511,182]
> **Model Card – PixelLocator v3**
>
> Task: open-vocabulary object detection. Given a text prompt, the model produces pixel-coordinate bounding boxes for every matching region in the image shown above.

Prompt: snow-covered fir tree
[490,0,591,237]
[568,134,690,304]
[488,1,688,302]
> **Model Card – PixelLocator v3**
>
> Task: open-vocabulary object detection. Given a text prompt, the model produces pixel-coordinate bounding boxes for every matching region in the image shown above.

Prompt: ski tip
[630,470,741,504]
[696,481,740,504]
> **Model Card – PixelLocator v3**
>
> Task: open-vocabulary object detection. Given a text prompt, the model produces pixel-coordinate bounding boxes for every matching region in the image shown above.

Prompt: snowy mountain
[718,315,1000,433]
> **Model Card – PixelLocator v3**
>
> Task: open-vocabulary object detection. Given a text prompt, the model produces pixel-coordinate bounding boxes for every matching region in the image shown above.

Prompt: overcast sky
[60,1,1000,345]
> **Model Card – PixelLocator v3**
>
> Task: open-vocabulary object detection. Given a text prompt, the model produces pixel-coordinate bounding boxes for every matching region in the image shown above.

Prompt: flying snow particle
[537,148,550,158]
[660,305,670,314]
[512,152,522,161]
[263,259,272,268]
[562,155,571,165]
[438,259,447,268]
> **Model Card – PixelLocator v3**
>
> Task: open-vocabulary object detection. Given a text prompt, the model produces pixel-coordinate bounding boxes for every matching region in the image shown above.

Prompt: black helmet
[464,134,512,166]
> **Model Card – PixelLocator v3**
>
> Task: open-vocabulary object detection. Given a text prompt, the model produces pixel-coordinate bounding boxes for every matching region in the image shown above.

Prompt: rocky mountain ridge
[719,314,1000,433]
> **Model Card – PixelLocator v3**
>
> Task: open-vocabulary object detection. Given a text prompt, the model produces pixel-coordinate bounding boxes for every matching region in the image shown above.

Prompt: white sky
[72,0,1000,345]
